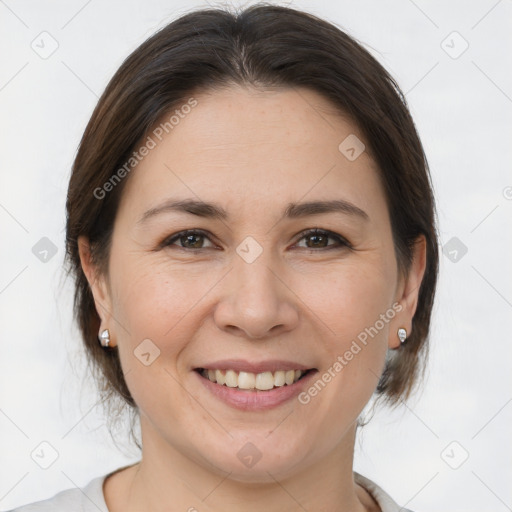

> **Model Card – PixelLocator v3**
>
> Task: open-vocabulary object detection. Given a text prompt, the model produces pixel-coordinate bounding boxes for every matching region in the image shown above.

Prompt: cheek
[107,255,228,411]
[291,258,395,402]
[110,254,220,342]
[293,256,396,342]
[107,261,207,424]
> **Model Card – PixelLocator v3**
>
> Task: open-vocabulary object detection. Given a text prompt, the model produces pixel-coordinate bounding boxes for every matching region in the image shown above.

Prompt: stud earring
[397,328,407,344]
[99,328,111,348]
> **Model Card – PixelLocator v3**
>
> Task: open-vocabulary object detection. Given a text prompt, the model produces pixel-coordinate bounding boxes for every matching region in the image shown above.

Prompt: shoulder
[5,474,109,512]
[354,472,415,512]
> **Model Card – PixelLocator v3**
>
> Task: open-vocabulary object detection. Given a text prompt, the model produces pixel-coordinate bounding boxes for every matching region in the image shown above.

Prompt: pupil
[183,234,202,248]
[308,234,326,248]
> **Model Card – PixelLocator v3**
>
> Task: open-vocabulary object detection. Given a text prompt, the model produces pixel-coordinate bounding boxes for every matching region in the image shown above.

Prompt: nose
[213,252,299,340]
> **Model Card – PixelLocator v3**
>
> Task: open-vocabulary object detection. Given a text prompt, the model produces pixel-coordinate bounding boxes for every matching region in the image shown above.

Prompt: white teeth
[273,370,285,387]
[255,371,274,390]
[201,368,306,390]
[215,369,226,385]
[238,371,255,389]
[225,370,238,388]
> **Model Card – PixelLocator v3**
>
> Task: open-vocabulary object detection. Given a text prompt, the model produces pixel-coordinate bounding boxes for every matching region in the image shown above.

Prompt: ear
[389,235,427,349]
[77,235,115,335]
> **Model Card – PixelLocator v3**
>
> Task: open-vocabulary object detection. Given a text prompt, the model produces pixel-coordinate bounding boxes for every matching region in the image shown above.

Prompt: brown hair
[65,4,439,441]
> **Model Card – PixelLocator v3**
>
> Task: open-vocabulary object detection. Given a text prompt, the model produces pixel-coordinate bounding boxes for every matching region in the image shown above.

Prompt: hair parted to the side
[64,3,439,444]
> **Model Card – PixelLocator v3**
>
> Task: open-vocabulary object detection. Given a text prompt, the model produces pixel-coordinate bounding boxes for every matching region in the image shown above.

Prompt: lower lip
[194,370,318,411]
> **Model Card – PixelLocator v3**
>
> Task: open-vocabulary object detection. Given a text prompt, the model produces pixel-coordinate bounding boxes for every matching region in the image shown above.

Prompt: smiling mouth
[195,368,315,391]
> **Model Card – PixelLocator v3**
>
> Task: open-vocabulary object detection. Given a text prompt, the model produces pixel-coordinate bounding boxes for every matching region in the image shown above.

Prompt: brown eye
[295,229,351,250]
[304,232,329,248]
[162,230,215,250]
[179,233,205,248]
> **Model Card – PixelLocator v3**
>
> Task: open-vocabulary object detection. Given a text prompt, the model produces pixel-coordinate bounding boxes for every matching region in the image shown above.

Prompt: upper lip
[194,359,315,374]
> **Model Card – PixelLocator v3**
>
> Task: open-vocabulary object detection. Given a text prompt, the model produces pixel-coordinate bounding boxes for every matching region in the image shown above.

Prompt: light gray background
[1,1,511,510]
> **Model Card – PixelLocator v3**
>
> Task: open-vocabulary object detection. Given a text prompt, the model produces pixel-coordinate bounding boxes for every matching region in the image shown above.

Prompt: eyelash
[160,228,352,252]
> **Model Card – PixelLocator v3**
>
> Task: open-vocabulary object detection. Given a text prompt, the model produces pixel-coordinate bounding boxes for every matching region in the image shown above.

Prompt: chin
[193,433,313,484]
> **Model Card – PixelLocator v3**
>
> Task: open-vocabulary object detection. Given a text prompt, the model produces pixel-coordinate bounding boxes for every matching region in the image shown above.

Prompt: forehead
[118,86,385,222]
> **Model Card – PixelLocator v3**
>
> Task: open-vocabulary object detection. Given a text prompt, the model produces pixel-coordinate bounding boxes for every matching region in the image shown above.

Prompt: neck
[121,417,371,512]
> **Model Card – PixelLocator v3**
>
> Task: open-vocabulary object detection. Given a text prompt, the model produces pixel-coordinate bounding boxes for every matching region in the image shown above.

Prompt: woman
[9,4,438,511]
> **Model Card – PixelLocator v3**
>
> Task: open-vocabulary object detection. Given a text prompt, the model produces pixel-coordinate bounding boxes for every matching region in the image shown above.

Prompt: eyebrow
[137,198,369,225]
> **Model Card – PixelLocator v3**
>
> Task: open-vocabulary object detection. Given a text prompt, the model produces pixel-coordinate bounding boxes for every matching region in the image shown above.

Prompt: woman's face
[81,86,424,482]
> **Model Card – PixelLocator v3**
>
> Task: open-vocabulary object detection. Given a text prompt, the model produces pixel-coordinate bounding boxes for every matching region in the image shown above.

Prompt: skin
[79,85,426,512]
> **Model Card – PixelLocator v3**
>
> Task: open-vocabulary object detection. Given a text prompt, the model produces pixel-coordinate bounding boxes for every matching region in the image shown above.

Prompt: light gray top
[5,469,413,512]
